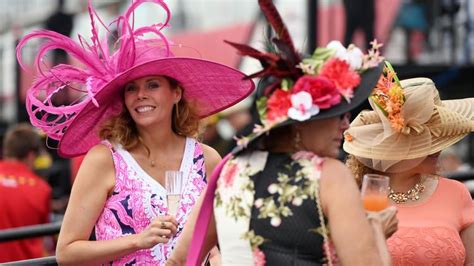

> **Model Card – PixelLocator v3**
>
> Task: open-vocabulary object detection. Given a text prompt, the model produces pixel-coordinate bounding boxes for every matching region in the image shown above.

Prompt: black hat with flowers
[229,0,384,152]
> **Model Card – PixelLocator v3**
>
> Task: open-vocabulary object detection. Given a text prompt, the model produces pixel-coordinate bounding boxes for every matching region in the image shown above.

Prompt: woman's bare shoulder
[74,143,115,188]
[319,157,358,191]
[321,158,354,180]
[199,143,222,177]
[200,143,222,164]
[83,143,114,166]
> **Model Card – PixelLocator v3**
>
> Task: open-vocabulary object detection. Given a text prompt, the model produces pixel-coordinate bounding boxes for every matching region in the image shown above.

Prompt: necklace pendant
[388,181,426,204]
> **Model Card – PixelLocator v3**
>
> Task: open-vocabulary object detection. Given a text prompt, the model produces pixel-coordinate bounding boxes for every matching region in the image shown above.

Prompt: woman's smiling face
[124,75,181,128]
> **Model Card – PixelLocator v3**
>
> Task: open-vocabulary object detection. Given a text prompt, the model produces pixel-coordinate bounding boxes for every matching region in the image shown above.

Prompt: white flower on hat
[288,91,320,121]
[327,40,347,58]
[326,40,363,70]
[346,45,364,70]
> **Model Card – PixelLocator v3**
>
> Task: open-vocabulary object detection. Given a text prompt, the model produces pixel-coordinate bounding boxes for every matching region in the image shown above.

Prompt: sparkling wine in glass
[165,171,184,217]
[361,174,390,211]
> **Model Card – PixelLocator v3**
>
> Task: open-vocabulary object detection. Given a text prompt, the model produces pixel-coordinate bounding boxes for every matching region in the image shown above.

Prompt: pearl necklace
[388,177,426,204]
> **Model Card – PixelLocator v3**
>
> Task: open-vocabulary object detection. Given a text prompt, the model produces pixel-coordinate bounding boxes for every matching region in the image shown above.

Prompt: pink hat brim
[58,57,254,157]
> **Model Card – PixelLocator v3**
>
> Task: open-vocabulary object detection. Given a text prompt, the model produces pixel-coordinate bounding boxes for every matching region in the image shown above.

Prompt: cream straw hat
[343,71,474,172]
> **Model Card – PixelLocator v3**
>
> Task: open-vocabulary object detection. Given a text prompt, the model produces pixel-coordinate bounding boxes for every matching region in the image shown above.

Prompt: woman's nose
[136,87,148,100]
[340,112,351,130]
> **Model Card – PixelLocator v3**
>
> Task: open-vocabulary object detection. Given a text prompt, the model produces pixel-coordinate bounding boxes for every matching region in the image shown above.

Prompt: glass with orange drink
[361,174,390,211]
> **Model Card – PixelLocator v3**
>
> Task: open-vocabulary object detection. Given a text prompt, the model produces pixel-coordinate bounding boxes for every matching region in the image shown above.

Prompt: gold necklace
[388,177,426,204]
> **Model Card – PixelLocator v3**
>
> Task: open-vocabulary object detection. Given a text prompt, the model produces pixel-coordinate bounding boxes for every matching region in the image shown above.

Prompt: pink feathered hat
[17,0,254,158]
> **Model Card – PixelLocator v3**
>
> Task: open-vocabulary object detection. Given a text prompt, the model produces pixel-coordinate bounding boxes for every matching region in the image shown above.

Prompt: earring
[174,102,179,120]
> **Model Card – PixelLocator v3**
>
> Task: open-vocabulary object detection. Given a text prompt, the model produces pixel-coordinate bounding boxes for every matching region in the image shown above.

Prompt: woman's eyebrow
[145,77,161,82]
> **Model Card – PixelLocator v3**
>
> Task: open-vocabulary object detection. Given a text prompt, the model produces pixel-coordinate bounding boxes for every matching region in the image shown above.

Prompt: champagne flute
[165,171,184,217]
[361,174,390,211]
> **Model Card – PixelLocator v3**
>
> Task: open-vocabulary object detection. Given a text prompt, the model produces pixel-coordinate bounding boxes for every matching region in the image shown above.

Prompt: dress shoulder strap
[100,140,115,153]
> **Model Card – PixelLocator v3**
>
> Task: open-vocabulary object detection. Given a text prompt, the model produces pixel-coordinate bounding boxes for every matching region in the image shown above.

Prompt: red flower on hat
[320,58,361,100]
[292,75,342,109]
[267,89,292,123]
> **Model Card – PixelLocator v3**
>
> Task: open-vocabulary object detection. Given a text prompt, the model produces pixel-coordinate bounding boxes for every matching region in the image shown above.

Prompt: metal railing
[2,256,57,266]
[0,221,61,265]
[0,221,61,243]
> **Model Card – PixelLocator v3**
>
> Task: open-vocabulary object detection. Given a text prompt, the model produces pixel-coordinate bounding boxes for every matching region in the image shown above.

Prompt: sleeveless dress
[387,177,474,266]
[94,138,207,265]
[214,150,336,265]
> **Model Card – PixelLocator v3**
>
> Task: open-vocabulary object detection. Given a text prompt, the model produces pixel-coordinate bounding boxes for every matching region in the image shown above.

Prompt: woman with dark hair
[168,1,397,265]
[16,1,254,264]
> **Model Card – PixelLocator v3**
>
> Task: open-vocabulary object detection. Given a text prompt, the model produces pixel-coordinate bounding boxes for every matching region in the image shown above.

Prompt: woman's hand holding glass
[136,215,178,249]
[367,206,398,239]
[361,174,398,238]
[135,170,183,249]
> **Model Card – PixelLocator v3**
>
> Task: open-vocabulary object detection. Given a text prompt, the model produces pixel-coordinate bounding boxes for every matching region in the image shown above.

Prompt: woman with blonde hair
[344,63,474,265]
[16,0,254,264]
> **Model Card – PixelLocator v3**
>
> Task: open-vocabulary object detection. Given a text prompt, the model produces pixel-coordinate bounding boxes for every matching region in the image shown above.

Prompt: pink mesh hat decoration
[16,0,254,158]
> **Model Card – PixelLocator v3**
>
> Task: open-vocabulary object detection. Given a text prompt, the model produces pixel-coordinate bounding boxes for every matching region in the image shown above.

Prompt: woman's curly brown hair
[98,76,200,152]
[345,154,377,187]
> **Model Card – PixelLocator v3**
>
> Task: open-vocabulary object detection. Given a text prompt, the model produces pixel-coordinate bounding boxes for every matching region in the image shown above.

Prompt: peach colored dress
[387,178,474,265]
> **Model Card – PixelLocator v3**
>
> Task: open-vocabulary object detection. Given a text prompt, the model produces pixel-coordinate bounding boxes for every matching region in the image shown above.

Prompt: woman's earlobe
[175,87,183,102]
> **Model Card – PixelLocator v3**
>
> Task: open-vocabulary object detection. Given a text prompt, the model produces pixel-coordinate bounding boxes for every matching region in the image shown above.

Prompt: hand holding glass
[361,174,390,211]
[165,171,184,217]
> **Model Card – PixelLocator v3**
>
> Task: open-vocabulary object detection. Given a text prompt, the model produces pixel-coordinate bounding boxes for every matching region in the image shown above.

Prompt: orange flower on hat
[344,132,354,142]
[371,62,406,132]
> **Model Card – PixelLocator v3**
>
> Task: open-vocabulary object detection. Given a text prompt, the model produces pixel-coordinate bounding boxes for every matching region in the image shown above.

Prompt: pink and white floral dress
[94,138,207,265]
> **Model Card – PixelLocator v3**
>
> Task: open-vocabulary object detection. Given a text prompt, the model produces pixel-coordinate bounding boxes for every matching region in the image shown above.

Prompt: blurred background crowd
[0,0,473,262]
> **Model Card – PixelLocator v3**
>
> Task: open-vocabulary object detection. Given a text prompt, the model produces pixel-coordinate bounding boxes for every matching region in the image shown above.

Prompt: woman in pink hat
[16,0,253,265]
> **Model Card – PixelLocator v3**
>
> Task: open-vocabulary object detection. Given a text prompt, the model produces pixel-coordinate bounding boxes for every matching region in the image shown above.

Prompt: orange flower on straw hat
[370,62,406,132]
[343,65,474,171]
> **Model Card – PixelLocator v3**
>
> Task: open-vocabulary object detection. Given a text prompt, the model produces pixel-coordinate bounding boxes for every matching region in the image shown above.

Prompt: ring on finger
[161,221,166,228]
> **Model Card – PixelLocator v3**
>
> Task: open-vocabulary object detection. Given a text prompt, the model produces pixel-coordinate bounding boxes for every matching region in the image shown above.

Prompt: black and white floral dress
[214,150,337,265]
